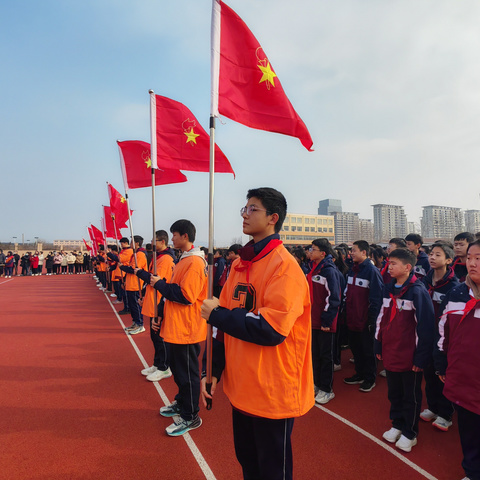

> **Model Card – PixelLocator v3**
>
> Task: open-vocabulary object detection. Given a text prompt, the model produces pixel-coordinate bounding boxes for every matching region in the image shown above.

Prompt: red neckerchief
[452,257,466,268]
[381,259,389,277]
[235,239,282,285]
[445,293,480,326]
[427,267,455,296]
[388,275,418,324]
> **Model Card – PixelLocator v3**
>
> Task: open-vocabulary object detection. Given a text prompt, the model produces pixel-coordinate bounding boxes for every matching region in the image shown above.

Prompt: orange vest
[119,247,148,291]
[97,252,107,272]
[142,251,175,318]
[219,243,314,419]
[161,250,208,344]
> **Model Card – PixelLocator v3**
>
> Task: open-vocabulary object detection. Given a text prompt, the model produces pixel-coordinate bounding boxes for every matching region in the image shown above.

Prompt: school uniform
[345,259,384,384]
[452,257,468,282]
[153,247,208,422]
[375,274,435,440]
[414,251,430,279]
[136,248,176,371]
[206,234,313,480]
[435,282,480,480]
[119,247,148,326]
[307,254,342,394]
[421,268,459,421]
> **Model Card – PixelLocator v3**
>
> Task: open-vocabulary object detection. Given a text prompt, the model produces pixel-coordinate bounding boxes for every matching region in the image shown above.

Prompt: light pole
[34,237,39,250]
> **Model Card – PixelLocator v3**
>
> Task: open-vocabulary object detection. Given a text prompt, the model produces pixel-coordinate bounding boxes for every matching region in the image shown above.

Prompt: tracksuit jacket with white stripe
[421,267,459,321]
[434,283,480,415]
[344,259,383,332]
[374,274,435,372]
[307,255,342,332]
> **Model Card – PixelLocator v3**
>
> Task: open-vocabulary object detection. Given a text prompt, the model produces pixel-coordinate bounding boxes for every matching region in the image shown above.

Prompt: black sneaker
[359,381,376,392]
[344,374,364,385]
[118,309,130,315]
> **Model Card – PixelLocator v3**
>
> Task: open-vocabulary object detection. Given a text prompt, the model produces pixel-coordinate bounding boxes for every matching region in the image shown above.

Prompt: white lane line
[315,404,438,480]
[0,279,13,285]
[104,293,217,480]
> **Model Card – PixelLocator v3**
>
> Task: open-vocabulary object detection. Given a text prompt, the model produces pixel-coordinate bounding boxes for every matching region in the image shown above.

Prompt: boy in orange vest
[201,188,314,480]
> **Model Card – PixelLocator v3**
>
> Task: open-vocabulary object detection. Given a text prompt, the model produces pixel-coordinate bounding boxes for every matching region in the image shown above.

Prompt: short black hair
[293,247,306,261]
[389,248,417,269]
[120,237,129,244]
[467,240,480,253]
[246,187,287,233]
[389,237,407,248]
[430,243,454,260]
[405,233,423,246]
[98,245,105,251]
[228,243,242,255]
[133,235,143,247]
[170,219,196,243]
[454,232,475,243]
[353,240,370,256]
[155,229,169,244]
[109,244,118,252]
[312,238,334,256]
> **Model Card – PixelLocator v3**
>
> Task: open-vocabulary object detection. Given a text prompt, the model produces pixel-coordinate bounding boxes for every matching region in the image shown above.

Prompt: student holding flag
[200,188,313,480]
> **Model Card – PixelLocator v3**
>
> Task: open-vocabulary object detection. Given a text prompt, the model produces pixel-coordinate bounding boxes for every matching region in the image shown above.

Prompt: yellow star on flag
[185,127,200,144]
[144,157,152,168]
[258,62,277,87]
[119,195,126,203]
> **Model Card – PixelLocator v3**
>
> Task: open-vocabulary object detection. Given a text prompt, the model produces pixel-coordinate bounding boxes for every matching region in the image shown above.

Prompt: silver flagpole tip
[149,89,154,94]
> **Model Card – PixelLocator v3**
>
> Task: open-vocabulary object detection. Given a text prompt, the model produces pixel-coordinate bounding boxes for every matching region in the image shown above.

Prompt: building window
[329,228,333,232]
[298,227,302,232]
[297,217,302,223]
[292,226,296,232]
[305,227,309,232]
[318,228,322,232]
[284,226,289,231]
[291,217,296,223]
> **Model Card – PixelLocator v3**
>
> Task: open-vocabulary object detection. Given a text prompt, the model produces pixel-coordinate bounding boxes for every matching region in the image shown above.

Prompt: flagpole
[149,90,159,320]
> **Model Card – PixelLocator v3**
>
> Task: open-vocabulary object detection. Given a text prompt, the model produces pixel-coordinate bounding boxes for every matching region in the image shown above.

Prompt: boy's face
[467,245,480,284]
[227,251,237,261]
[388,257,411,280]
[241,197,275,239]
[387,243,398,254]
[171,232,189,250]
[350,245,366,263]
[428,246,451,269]
[405,241,419,253]
[309,245,325,263]
[454,239,469,258]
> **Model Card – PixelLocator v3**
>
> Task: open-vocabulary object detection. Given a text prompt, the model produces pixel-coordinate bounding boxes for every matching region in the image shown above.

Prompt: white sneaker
[146,368,172,382]
[334,364,342,371]
[395,435,417,452]
[382,427,402,443]
[141,365,158,376]
[129,326,145,335]
[420,409,438,422]
[379,369,387,377]
[110,293,116,298]
[315,390,335,405]
[432,416,452,432]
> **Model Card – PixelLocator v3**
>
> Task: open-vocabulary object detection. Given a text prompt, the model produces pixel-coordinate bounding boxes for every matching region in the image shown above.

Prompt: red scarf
[388,275,418,324]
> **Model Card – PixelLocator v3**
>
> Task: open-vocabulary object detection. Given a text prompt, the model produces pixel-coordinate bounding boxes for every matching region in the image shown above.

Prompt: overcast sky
[1,0,480,246]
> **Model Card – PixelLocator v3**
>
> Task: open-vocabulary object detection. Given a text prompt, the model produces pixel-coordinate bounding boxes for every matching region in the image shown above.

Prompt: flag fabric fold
[91,224,105,247]
[83,238,92,252]
[211,0,313,151]
[118,140,188,190]
[88,227,98,256]
[107,183,130,228]
[154,95,235,175]
[103,206,123,240]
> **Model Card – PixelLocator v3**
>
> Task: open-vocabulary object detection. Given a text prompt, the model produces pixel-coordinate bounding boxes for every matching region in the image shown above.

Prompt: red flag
[91,224,105,247]
[87,227,98,256]
[83,239,92,252]
[153,95,235,175]
[211,0,313,151]
[107,183,130,227]
[103,206,123,240]
[118,140,188,190]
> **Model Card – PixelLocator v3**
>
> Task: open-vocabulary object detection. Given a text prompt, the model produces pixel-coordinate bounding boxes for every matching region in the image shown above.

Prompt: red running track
[0,275,464,479]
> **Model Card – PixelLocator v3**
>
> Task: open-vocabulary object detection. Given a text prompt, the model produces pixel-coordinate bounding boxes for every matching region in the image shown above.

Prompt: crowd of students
[87,206,479,480]
[0,250,93,277]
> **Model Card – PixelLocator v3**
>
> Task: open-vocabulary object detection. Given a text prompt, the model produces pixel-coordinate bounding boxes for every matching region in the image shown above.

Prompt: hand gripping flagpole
[149,90,159,323]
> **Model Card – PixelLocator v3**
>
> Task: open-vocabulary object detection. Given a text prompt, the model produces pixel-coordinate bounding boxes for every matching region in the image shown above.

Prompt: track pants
[232,408,294,480]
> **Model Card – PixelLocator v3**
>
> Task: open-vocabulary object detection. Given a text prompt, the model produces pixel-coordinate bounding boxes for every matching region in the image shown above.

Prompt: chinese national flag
[118,140,188,190]
[87,228,97,255]
[107,183,130,228]
[91,224,105,247]
[154,95,235,175]
[211,0,313,151]
[103,206,123,240]
[83,238,92,252]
